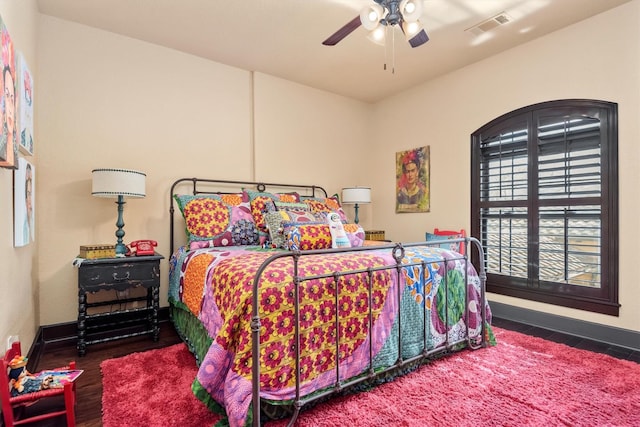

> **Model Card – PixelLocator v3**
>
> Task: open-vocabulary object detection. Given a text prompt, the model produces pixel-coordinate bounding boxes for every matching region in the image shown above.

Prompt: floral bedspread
[169,245,490,427]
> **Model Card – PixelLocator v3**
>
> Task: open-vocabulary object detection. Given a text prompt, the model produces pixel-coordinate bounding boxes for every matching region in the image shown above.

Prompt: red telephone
[129,240,157,256]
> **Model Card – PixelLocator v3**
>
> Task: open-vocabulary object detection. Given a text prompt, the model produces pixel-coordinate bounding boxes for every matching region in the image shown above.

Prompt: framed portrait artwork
[14,157,35,247]
[0,14,17,169]
[396,146,430,213]
[17,52,33,156]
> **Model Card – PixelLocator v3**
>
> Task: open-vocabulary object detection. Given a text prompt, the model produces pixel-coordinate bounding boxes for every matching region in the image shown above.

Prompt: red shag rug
[101,328,640,427]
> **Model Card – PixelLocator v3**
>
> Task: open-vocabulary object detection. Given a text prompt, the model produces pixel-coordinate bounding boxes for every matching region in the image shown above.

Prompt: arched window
[471,100,619,315]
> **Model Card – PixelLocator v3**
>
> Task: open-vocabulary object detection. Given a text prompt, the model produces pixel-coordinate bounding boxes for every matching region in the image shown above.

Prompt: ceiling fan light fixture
[322,0,429,50]
[402,20,422,39]
[399,0,423,22]
[367,26,387,45]
[360,4,384,31]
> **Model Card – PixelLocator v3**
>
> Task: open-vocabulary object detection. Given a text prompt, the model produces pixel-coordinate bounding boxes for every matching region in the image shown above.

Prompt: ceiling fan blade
[408,28,429,48]
[322,15,362,46]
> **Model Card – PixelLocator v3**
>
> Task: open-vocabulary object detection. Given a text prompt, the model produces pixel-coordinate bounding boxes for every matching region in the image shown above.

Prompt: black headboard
[169,178,328,254]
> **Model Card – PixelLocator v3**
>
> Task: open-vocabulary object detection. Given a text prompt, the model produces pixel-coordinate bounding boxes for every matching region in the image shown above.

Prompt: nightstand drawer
[78,259,159,292]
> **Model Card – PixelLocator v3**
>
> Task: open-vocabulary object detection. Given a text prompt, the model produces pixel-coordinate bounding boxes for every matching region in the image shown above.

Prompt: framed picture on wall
[14,157,35,247]
[0,14,17,169]
[396,146,430,213]
[17,52,33,156]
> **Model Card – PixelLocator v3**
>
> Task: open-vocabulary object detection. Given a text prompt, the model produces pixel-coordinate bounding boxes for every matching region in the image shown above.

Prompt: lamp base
[115,196,127,256]
[115,243,127,256]
[354,203,360,224]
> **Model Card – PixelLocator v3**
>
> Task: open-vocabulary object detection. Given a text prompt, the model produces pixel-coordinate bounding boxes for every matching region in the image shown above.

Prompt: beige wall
[1,1,638,353]
[35,15,371,328]
[370,1,640,331]
[36,15,251,327]
[252,72,375,226]
[253,73,372,190]
[0,0,38,353]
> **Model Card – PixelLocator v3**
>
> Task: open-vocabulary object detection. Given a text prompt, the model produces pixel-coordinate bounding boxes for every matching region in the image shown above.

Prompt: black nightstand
[76,253,164,356]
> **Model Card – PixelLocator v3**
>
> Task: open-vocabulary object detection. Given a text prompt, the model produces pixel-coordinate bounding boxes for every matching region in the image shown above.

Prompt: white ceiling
[36,0,631,103]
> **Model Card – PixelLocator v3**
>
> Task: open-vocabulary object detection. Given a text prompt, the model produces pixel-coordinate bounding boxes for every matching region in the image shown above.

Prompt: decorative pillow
[264,212,289,249]
[273,200,307,210]
[174,193,259,248]
[263,200,312,214]
[343,223,366,247]
[245,190,301,243]
[426,232,464,254]
[284,221,365,251]
[284,223,332,251]
[301,194,349,223]
[327,211,351,248]
[264,210,326,248]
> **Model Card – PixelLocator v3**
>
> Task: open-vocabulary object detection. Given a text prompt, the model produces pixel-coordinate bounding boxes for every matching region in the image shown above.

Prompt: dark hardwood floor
[9,318,639,427]
[491,317,640,363]
[10,322,182,427]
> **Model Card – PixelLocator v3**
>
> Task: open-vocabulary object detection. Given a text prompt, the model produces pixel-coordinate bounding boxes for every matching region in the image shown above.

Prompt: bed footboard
[250,237,488,427]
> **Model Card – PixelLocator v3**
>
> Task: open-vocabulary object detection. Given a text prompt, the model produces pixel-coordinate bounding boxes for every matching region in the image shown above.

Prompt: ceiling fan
[323,0,429,48]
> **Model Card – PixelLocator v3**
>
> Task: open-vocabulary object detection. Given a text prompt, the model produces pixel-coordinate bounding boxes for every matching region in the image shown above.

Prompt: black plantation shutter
[471,100,619,316]
[479,118,529,281]
[536,113,602,288]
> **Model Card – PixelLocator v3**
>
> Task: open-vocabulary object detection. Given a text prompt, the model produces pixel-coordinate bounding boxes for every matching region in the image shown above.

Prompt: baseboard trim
[27,307,172,370]
[489,301,640,351]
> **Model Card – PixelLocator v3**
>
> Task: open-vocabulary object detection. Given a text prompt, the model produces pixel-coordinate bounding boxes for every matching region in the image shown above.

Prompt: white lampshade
[368,26,387,45]
[342,187,371,204]
[400,0,423,22]
[360,4,384,31]
[402,19,423,39]
[92,168,146,198]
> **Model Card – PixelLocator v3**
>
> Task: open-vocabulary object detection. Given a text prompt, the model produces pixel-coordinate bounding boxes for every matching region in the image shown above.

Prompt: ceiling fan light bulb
[360,4,384,30]
[368,27,386,45]
[399,0,423,22]
[403,20,422,38]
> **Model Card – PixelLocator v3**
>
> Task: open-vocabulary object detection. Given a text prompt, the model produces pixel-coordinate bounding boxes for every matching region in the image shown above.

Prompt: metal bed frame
[169,178,488,427]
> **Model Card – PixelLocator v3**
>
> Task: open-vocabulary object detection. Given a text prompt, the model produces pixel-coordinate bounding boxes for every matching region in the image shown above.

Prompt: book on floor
[36,369,84,388]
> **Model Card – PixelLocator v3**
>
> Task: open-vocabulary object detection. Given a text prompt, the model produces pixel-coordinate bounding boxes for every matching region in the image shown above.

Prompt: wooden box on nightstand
[365,230,386,241]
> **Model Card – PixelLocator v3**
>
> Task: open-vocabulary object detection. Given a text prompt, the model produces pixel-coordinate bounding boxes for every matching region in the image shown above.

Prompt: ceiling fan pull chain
[383,24,389,71]
[392,25,396,74]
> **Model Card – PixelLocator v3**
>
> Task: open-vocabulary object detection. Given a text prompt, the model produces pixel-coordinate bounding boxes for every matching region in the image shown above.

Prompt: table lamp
[92,168,146,256]
[341,187,371,224]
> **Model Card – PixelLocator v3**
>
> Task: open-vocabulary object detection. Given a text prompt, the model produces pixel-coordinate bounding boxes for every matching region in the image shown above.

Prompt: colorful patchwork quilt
[168,245,491,427]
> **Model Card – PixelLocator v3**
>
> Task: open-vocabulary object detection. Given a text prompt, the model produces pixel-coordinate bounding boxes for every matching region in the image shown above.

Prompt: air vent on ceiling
[466,12,512,36]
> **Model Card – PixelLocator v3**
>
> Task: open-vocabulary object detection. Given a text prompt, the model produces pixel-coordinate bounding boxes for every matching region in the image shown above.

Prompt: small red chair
[426,228,467,255]
[1,341,77,427]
